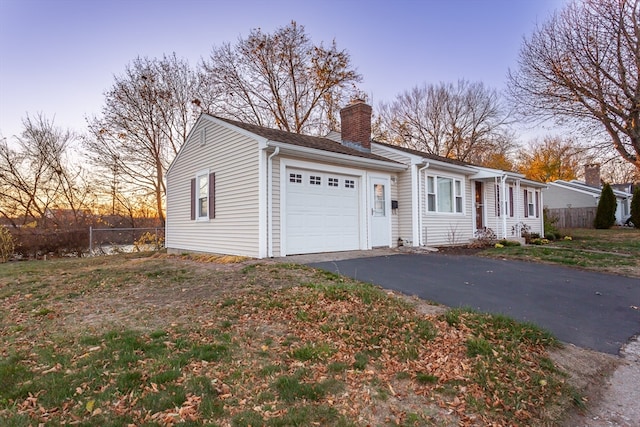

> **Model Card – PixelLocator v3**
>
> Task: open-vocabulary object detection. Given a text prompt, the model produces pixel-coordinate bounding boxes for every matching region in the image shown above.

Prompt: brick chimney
[584,164,601,187]
[340,99,372,152]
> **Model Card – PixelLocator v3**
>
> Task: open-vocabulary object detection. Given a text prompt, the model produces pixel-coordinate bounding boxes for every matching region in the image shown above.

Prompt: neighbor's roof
[549,180,632,197]
[214,116,396,164]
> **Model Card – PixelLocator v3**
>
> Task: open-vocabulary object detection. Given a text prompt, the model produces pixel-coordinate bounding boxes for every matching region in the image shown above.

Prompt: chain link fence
[89,227,165,255]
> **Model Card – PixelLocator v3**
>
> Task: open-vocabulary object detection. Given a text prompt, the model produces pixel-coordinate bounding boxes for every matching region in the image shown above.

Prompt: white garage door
[286,168,360,255]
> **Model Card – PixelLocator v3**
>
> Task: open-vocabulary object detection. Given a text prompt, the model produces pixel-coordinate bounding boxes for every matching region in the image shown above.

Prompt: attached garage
[285,168,361,255]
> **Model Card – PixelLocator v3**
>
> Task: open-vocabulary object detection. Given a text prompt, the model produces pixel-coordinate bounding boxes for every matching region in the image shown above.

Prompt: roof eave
[266,141,407,172]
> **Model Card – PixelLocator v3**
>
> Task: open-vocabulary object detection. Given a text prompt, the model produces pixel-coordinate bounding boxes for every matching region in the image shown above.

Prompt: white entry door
[370,177,390,247]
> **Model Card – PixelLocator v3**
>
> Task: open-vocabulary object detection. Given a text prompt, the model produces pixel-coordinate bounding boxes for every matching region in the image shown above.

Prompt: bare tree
[86,53,202,224]
[515,136,585,182]
[0,114,94,227]
[200,21,361,135]
[377,80,513,165]
[508,0,640,171]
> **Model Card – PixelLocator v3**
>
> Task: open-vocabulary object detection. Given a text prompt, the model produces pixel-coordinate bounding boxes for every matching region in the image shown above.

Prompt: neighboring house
[545,178,632,225]
[166,100,545,258]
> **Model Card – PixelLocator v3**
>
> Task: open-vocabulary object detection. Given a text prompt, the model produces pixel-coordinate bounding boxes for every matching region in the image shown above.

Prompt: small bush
[530,238,550,245]
[544,233,556,241]
[470,227,497,248]
[134,231,164,251]
[511,222,531,241]
[497,239,521,247]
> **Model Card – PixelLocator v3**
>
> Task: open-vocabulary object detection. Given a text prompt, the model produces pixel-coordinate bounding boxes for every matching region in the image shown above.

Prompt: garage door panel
[286,168,360,255]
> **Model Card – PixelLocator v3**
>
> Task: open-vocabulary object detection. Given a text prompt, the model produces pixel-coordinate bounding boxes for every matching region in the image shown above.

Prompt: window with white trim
[344,179,355,189]
[524,189,538,218]
[197,173,208,219]
[328,177,339,187]
[191,171,215,220]
[426,175,463,213]
[455,180,463,213]
[310,175,321,185]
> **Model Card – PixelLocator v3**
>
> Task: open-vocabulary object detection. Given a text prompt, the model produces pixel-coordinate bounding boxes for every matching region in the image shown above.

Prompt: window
[524,189,536,218]
[310,175,321,185]
[426,175,462,213]
[373,183,385,216]
[199,128,206,146]
[289,173,302,183]
[198,174,208,218]
[496,185,514,217]
[191,171,215,220]
[328,177,339,187]
[345,179,355,189]
[427,176,436,212]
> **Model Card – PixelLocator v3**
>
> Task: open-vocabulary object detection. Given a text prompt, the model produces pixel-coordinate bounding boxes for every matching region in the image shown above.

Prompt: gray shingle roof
[371,140,475,167]
[213,116,395,163]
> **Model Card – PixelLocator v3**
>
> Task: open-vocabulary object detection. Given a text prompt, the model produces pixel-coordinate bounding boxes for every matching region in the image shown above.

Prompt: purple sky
[0,0,566,142]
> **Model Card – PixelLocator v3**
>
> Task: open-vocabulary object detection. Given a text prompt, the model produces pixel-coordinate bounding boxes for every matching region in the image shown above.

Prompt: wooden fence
[546,207,596,229]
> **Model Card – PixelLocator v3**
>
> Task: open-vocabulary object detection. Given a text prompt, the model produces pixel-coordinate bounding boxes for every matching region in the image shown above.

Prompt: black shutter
[524,190,528,218]
[209,172,215,219]
[190,178,196,220]
[535,191,540,218]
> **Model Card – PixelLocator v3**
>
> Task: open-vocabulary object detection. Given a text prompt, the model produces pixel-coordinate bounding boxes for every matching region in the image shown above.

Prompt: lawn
[0,253,577,426]
[482,228,640,277]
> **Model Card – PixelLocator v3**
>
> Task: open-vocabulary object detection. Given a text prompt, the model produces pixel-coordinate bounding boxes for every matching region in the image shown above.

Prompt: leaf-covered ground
[1,253,578,426]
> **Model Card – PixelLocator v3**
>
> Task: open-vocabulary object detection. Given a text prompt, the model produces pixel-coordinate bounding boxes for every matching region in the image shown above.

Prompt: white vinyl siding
[419,168,473,246]
[371,145,413,246]
[483,182,543,239]
[166,117,261,258]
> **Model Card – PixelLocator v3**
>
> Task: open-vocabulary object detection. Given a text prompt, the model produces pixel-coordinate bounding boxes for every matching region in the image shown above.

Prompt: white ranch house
[166,101,545,258]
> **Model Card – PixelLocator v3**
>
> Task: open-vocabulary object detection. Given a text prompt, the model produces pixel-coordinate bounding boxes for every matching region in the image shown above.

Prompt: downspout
[540,187,545,234]
[501,174,507,239]
[515,179,521,237]
[267,146,280,257]
[494,176,498,234]
[417,162,430,246]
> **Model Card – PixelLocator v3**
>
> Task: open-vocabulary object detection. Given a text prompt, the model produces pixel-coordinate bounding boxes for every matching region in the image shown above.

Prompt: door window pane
[373,183,385,216]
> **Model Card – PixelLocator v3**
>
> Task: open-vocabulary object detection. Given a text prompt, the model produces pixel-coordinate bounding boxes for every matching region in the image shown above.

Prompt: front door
[371,177,390,247]
[475,181,484,230]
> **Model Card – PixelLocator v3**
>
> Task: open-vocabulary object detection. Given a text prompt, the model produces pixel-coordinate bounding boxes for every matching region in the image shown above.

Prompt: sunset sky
[0,0,566,142]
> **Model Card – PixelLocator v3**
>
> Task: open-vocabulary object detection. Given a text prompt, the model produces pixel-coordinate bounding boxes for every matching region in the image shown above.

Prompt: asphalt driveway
[309,253,640,355]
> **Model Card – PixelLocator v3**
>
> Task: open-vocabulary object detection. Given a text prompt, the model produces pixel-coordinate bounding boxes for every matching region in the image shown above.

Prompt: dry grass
[0,254,577,426]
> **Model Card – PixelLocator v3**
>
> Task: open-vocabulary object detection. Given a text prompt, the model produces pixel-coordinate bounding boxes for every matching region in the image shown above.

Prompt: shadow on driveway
[309,253,640,355]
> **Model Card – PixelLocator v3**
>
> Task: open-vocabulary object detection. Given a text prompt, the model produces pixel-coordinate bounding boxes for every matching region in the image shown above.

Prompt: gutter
[265,140,407,172]
[501,174,507,239]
